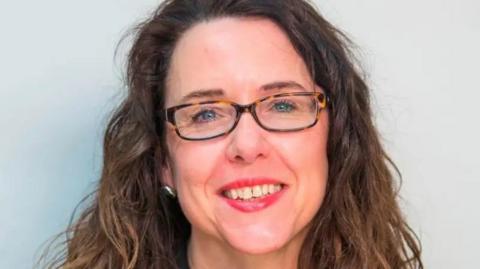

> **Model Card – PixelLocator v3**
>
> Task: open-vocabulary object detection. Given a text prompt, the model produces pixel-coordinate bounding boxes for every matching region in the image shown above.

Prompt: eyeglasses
[163,91,330,141]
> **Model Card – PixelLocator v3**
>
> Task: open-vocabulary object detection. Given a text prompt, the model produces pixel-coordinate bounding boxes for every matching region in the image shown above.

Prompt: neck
[187,228,308,269]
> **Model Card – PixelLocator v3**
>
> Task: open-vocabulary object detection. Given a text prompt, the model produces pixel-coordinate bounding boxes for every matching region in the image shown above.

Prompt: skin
[162,17,329,269]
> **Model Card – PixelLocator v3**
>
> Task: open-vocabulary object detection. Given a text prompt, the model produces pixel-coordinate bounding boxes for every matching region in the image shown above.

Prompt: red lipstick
[218,178,284,193]
[218,178,288,213]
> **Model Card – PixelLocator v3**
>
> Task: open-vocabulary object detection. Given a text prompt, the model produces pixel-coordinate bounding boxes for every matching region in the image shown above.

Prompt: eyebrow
[179,80,307,103]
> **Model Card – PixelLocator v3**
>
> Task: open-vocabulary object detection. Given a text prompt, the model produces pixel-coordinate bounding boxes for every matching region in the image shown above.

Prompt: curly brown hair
[38,0,423,268]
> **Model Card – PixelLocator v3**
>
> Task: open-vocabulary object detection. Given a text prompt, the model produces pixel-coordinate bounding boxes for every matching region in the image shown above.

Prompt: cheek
[167,136,226,230]
[169,134,224,193]
[273,123,329,205]
[275,123,328,177]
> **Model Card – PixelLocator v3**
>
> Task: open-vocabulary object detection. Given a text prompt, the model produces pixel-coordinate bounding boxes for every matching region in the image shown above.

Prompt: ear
[161,159,175,188]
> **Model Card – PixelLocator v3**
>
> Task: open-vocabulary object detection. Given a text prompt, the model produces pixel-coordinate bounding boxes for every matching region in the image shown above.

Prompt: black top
[176,239,190,269]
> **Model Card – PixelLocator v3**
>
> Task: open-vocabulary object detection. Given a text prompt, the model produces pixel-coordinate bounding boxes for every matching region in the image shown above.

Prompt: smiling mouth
[222,183,285,201]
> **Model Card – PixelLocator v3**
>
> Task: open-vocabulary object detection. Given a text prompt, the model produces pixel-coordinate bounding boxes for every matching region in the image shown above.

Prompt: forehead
[165,17,313,107]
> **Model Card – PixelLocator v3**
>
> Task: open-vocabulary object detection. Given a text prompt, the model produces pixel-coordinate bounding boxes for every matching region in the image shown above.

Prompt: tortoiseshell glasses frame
[163,91,330,141]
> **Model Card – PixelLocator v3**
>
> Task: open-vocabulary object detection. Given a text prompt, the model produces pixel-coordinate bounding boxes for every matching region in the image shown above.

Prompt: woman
[40,0,423,268]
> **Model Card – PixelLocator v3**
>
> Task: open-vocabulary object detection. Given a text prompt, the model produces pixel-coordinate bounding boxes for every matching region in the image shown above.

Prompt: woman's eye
[271,100,297,112]
[191,109,219,123]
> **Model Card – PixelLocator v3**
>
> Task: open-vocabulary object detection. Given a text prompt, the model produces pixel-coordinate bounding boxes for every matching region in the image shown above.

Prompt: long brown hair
[38,0,423,268]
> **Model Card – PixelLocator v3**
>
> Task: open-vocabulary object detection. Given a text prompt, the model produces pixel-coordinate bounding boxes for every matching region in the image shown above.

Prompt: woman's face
[163,17,329,254]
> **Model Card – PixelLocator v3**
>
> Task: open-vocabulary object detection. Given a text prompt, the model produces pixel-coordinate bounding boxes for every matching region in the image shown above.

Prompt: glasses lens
[256,94,318,130]
[174,102,236,139]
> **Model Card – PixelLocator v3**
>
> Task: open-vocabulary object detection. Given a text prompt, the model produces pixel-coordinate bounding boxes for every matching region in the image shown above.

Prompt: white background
[0,0,478,268]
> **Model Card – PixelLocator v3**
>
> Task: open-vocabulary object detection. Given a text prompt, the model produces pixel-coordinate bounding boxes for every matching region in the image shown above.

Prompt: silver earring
[161,185,177,198]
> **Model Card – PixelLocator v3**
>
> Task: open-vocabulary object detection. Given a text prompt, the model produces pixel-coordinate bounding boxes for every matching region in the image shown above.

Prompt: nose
[225,111,271,164]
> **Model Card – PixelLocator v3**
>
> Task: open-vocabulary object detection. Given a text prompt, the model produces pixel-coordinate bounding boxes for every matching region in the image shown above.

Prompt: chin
[222,224,295,255]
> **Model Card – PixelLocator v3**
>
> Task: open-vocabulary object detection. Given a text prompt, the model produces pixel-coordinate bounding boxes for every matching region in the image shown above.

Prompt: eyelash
[190,99,298,121]
[191,108,222,123]
[269,99,297,111]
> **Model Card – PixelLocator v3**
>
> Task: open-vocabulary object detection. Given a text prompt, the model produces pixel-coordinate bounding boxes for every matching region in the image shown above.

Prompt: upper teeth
[223,184,283,200]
